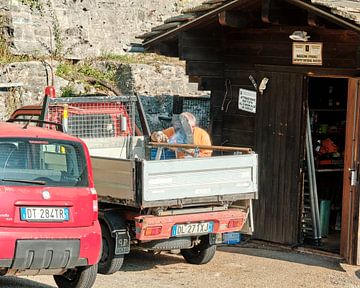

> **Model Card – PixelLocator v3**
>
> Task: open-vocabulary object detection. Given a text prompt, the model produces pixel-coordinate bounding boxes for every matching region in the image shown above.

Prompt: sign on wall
[238,88,256,113]
[292,42,323,66]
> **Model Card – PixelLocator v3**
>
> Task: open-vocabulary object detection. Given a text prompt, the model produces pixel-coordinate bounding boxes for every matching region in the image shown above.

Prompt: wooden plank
[227,64,360,77]
[219,11,248,28]
[180,32,220,48]
[224,54,358,69]
[186,61,224,77]
[221,114,255,131]
[149,142,252,153]
[180,46,221,61]
[225,27,360,43]
[253,70,305,244]
[221,129,255,147]
[199,77,225,91]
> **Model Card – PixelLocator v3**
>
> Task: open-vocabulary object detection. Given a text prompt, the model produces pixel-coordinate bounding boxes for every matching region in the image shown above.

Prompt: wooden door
[254,70,306,244]
[341,78,360,264]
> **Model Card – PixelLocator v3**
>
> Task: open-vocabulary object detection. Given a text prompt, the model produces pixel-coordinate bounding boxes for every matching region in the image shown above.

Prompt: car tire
[181,236,216,265]
[98,224,124,274]
[53,264,97,288]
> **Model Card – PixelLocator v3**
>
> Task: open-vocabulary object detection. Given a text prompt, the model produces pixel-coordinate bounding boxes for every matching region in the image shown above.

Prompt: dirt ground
[1,242,360,288]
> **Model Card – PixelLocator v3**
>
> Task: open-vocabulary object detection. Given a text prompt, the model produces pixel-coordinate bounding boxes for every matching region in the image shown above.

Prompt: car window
[0,138,88,187]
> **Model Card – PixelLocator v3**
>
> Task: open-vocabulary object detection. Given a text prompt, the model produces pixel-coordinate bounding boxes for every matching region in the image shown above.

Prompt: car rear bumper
[0,221,101,269]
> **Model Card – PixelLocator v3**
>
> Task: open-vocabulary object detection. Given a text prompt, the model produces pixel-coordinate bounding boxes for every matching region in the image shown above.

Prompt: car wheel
[53,264,97,288]
[181,236,216,265]
[98,223,124,274]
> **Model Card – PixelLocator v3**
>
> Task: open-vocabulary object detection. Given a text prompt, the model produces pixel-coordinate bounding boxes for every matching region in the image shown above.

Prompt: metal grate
[172,95,210,131]
[46,96,137,141]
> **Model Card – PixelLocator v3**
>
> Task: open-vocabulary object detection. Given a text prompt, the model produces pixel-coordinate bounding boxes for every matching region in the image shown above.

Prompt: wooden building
[139,0,360,264]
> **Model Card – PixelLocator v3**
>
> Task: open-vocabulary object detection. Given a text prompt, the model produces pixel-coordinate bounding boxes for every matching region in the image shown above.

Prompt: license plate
[172,222,213,236]
[20,207,69,222]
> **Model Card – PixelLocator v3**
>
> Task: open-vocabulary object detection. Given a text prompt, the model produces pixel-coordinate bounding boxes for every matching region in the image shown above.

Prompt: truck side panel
[92,157,135,201]
[142,154,258,202]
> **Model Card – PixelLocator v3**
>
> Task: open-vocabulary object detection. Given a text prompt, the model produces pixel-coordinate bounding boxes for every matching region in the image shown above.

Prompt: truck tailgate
[140,154,257,205]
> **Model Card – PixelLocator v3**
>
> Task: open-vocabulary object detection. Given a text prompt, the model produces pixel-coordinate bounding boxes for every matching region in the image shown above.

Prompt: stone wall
[0,0,209,123]
[2,0,203,59]
[0,59,208,122]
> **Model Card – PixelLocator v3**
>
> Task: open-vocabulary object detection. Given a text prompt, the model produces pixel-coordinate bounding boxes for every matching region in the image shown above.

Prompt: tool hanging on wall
[221,79,233,112]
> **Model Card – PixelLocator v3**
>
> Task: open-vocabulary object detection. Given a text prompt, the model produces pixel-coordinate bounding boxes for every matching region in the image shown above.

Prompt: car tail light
[144,226,162,236]
[90,188,98,222]
[228,219,243,229]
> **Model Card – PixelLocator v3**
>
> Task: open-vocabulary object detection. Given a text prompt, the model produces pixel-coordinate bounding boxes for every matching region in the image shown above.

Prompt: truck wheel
[98,224,124,274]
[53,264,97,288]
[181,236,216,265]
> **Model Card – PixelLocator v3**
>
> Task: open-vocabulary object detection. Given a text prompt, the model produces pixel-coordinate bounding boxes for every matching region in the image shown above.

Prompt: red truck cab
[0,122,101,288]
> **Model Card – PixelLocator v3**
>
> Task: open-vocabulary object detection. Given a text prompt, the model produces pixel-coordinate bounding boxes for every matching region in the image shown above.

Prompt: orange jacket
[163,127,212,158]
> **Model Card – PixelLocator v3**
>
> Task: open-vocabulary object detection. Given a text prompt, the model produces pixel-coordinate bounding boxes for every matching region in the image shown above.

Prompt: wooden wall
[225,27,360,69]
[177,25,360,244]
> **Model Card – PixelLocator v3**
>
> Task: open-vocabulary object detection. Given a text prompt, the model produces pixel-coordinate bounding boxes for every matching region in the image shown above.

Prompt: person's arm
[151,127,175,143]
[162,127,175,139]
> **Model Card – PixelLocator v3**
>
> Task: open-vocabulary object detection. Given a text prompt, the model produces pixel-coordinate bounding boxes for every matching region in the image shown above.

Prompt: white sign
[292,42,323,66]
[238,89,256,113]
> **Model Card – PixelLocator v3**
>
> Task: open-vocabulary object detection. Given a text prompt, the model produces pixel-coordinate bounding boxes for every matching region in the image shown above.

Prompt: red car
[0,122,101,288]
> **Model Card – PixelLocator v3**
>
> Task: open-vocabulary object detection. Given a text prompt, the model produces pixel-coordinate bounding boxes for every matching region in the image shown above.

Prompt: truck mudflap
[134,209,248,241]
[114,230,130,255]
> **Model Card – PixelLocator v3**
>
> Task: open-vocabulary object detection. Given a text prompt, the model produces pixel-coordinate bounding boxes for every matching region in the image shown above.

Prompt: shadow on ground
[0,276,55,288]
[355,270,360,279]
[122,250,184,272]
[218,242,345,272]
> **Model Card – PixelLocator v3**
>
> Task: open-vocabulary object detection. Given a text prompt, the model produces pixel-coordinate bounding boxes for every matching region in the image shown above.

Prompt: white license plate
[20,207,69,222]
[172,222,213,236]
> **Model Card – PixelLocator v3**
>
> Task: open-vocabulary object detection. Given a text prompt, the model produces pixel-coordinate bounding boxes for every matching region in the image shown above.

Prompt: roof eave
[143,0,248,48]
[143,0,360,49]
[283,0,360,33]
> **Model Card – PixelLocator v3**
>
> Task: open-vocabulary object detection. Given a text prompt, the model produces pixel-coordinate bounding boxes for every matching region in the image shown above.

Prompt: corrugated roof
[140,0,360,47]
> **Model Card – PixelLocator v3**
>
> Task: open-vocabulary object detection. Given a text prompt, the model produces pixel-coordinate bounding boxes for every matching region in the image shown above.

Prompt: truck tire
[98,223,124,274]
[181,236,216,265]
[53,264,97,288]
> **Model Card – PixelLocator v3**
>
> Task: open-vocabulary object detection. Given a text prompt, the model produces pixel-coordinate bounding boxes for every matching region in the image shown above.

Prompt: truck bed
[92,154,258,208]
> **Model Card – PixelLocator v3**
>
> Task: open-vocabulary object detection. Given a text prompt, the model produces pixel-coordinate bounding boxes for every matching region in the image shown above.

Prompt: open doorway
[304,77,348,253]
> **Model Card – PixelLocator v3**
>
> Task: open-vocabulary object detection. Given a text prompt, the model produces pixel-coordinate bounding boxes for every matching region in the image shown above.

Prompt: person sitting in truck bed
[151,112,212,158]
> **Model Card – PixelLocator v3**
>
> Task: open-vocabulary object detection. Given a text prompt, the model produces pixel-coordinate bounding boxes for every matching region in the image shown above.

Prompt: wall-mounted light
[289,31,310,42]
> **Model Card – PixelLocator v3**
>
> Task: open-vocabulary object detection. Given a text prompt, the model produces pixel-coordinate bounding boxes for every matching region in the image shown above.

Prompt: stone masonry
[2,0,203,58]
[0,0,208,123]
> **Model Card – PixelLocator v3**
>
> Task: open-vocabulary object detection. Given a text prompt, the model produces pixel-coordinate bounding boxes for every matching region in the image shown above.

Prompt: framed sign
[292,42,323,66]
[238,88,256,113]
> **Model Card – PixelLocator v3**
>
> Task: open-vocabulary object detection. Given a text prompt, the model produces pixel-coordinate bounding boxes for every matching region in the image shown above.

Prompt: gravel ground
[1,244,360,288]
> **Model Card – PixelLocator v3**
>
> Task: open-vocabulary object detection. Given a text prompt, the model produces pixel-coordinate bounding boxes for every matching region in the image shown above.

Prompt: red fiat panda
[0,122,101,288]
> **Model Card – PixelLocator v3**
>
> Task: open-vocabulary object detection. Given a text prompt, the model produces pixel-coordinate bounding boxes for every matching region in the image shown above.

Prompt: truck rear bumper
[134,209,248,241]
[0,221,101,269]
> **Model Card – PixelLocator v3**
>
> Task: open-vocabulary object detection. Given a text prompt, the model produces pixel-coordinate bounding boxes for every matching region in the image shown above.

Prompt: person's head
[180,112,196,132]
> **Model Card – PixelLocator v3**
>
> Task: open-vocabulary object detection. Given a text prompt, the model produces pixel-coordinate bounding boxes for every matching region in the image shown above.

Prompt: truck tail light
[228,219,243,229]
[144,226,162,236]
[90,188,98,222]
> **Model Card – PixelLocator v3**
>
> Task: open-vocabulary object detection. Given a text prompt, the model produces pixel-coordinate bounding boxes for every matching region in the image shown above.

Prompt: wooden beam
[186,61,224,77]
[261,0,279,24]
[188,75,200,83]
[283,0,360,33]
[143,0,254,48]
[307,12,321,27]
[218,11,247,28]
